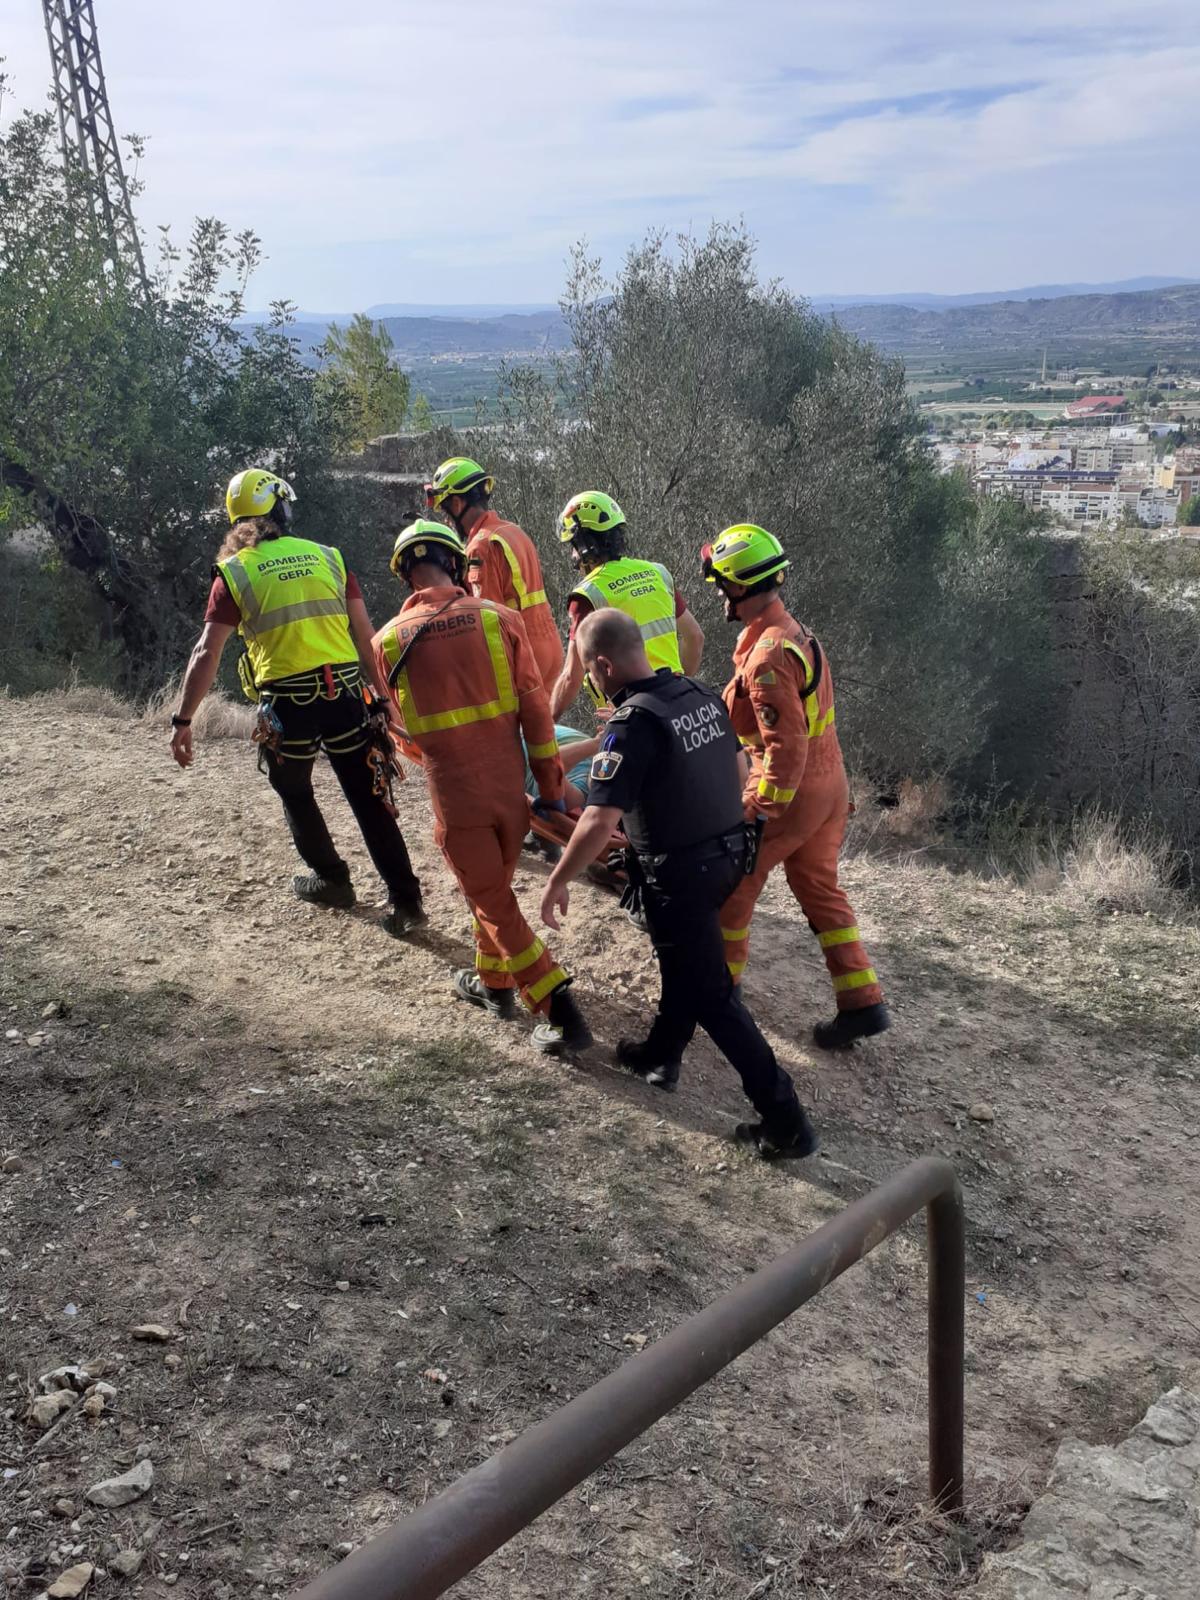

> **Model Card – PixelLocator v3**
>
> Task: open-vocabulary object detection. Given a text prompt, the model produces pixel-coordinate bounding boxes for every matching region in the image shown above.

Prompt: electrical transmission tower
[41,0,148,287]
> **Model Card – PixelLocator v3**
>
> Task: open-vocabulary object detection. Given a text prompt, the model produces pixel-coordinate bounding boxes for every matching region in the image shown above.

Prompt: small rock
[25,1033,46,1047]
[334,1281,350,1293]
[109,1550,144,1579]
[163,1353,182,1371]
[85,1459,153,1509]
[31,1392,76,1430]
[39,1366,90,1395]
[86,1382,117,1401]
[1,1156,24,1175]
[131,1324,172,1344]
[249,1445,292,1476]
[967,1102,995,1124]
[623,1332,650,1351]
[47,1563,94,1598]
[42,1002,66,1020]
[82,1395,105,1420]
[52,1501,75,1520]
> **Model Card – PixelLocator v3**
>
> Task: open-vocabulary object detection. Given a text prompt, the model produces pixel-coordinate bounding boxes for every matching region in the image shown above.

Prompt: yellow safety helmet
[225,468,296,526]
[389,518,467,581]
[558,490,626,543]
[425,457,494,511]
[701,525,789,589]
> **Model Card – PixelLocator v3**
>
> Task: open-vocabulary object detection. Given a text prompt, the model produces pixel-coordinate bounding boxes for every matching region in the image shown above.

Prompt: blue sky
[1,0,1195,309]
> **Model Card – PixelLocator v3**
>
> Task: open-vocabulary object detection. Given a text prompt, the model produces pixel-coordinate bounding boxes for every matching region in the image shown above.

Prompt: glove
[533,796,567,816]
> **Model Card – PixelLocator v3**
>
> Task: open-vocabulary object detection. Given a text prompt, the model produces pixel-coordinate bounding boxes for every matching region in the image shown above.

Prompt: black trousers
[263,687,421,907]
[638,848,802,1134]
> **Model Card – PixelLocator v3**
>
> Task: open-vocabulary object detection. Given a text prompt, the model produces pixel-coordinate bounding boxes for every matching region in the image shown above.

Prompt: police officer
[540,608,818,1160]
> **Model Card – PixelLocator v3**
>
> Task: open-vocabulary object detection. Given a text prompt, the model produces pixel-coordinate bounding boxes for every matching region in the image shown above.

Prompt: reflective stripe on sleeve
[757,779,796,805]
[526,739,559,759]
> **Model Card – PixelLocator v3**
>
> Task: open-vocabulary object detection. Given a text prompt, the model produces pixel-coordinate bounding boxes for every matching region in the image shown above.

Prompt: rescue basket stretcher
[523,797,629,891]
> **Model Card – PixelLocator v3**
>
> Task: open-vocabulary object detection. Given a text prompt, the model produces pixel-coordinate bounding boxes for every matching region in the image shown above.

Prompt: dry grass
[138,676,254,739]
[989,804,1185,919]
[846,777,1186,921]
[27,670,253,740]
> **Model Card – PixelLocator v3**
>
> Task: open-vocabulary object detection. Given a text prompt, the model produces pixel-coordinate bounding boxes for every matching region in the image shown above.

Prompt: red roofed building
[1064,395,1126,419]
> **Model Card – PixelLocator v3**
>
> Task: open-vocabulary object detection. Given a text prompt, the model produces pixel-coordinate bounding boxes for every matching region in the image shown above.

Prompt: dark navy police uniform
[586,670,805,1137]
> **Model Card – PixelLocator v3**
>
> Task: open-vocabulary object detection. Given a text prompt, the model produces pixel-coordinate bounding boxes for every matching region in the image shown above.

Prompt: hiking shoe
[292,872,355,909]
[382,900,429,939]
[812,1002,891,1050]
[734,1110,820,1161]
[531,985,593,1056]
[453,969,517,1019]
[616,1037,680,1093]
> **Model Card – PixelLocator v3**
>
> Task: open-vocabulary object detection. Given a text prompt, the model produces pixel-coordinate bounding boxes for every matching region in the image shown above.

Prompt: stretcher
[524,797,629,890]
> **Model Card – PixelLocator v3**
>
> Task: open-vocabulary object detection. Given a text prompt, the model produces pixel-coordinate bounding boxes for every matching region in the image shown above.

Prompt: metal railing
[291,1156,964,1600]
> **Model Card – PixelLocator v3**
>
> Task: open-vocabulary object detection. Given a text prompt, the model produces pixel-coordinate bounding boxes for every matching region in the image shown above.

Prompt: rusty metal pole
[927,1181,965,1512]
[290,1156,964,1600]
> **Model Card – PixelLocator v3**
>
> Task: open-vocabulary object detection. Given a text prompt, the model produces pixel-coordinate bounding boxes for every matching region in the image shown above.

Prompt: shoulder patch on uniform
[606,705,634,723]
[760,705,780,729]
[590,750,623,782]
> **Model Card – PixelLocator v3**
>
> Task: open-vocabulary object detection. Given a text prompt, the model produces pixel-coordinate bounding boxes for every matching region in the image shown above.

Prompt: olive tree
[0,106,387,690]
[476,223,1051,783]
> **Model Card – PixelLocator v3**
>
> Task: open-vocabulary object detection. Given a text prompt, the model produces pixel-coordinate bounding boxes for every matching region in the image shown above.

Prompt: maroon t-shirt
[205,569,362,626]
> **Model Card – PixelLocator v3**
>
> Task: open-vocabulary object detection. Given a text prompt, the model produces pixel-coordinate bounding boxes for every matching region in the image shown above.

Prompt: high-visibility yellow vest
[218,535,354,689]
[570,557,682,674]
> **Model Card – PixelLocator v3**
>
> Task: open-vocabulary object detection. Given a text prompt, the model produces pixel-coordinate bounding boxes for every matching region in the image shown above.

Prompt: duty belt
[630,824,750,887]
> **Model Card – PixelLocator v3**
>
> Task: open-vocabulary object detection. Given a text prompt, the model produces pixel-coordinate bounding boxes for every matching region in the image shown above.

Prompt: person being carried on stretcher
[522,723,602,811]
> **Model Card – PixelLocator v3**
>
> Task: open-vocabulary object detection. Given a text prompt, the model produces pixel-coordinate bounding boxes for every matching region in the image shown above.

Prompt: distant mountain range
[247,278,1200,363]
[825,282,1200,352]
[807,276,1195,312]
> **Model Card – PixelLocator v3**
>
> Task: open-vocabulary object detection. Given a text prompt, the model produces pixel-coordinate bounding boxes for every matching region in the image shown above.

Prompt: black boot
[531,984,593,1056]
[453,970,517,1019]
[734,1108,820,1161]
[812,1002,891,1051]
[292,872,355,909]
[382,900,428,939]
[616,1037,680,1092]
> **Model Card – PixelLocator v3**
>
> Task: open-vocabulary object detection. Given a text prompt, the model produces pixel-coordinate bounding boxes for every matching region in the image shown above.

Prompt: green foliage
[0,107,388,690]
[474,223,1051,783]
[410,392,435,432]
[1071,532,1200,868]
[318,313,410,448]
[1178,493,1200,526]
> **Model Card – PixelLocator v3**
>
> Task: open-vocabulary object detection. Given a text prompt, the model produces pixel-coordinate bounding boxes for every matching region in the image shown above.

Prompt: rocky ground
[1,694,1198,1599]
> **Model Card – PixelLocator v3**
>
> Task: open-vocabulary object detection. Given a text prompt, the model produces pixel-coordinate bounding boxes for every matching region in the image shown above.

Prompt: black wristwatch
[171,714,192,729]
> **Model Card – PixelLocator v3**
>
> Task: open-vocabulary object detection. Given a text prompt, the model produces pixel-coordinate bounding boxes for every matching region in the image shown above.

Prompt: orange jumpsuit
[465,510,564,690]
[371,587,570,1014]
[719,598,883,1013]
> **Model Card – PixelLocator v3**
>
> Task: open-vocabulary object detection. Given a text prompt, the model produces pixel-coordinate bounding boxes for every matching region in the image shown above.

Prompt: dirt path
[2,696,1198,1598]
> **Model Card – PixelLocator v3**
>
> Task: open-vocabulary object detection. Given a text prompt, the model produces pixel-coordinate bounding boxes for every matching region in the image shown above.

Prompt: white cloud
[0,0,1195,301]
